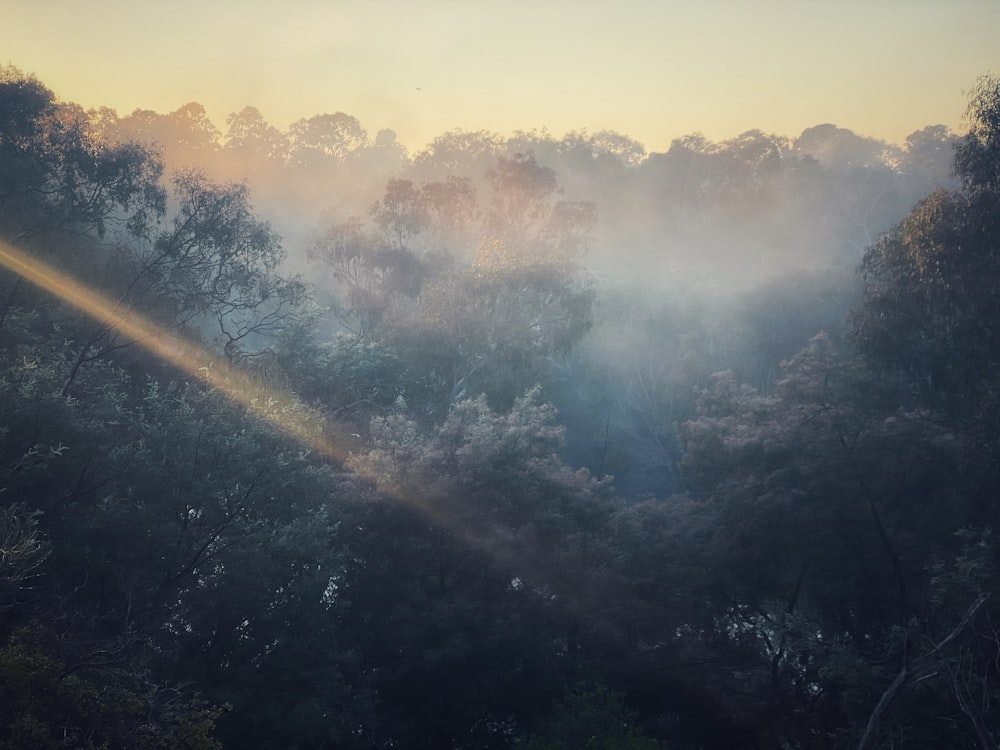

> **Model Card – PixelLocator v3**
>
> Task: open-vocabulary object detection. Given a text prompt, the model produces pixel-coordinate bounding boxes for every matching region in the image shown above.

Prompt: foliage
[0,629,224,750]
[0,65,165,246]
[288,112,367,165]
[5,62,1000,750]
[525,683,663,750]
[340,390,627,746]
[851,74,1000,415]
[149,170,308,359]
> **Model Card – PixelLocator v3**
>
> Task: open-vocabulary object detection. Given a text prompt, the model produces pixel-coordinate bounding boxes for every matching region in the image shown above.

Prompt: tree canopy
[3,63,1000,749]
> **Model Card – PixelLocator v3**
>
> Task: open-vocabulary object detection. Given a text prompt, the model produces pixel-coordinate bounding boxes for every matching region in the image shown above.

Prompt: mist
[89,98,958,493]
[4,63,999,749]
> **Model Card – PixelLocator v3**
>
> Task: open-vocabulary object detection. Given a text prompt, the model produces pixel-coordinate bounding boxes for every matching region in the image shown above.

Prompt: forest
[1,63,1000,749]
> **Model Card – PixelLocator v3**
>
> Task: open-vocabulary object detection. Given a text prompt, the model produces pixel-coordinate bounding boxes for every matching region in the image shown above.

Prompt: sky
[4,0,1000,153]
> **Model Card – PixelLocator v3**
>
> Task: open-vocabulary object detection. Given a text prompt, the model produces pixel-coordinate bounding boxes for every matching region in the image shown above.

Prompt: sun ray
[0,239,487,536]
[0,238,631,648]
[0,241,341,452]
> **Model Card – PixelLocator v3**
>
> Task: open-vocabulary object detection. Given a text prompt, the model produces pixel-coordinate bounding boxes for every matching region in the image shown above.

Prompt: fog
[96,102,958,287]
[88,99,959,498]
[6,64,1000,749]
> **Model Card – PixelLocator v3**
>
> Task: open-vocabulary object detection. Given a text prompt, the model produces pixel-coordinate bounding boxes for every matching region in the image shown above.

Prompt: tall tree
[0,66,165,248]
[851,73,1000,414]
[288,112,367,166]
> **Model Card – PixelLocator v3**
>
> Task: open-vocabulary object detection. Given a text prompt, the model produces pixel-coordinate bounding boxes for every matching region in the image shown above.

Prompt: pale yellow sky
[4,0,999,152]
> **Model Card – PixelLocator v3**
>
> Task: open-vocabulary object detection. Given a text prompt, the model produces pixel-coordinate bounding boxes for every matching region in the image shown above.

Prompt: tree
[955,73,1000,195]
[369,177,430,250]
[411,128,505,180]
[419,175,480,253]
[0,66,165,247]
[901,125,959,195]
[388,152,598,411]
[288,112,367,166]
[309,153,596,414]
[168,103,222,161]
[143,170,307,360]
[0,629,224,750]
[482,152,595,264]
[0,341,240,747]
[0,323,354,747]
[794,124,895,172]
[587,130,647,168]
[342,390,623,747]
[840,78,1000,745]
[0,506,47,615]
[223,106,288,164]
[673,333,981,747]
[108,103,222,174]
[310,215,427,335]
[850,74,1000,414]
[526,683,662,750]
[392,257,595,414]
